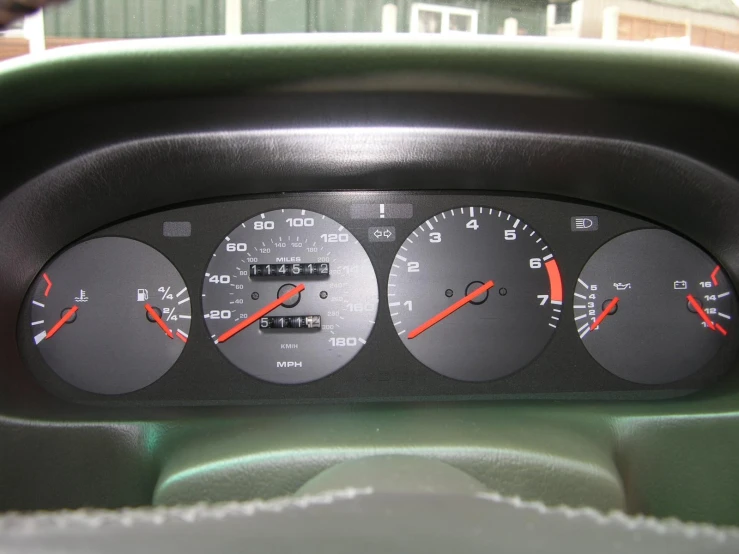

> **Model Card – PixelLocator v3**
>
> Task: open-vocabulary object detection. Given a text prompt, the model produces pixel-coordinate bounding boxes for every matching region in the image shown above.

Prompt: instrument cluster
[19,192,738,405]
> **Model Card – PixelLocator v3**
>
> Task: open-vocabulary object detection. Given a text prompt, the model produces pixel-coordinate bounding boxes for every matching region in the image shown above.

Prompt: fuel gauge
[28,237,190,394]
[573,229,735,384]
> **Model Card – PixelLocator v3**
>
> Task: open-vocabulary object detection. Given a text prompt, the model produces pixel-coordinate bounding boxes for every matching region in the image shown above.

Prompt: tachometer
[388,207,563,381]
[202,209,378,384]
[573,229,736,384]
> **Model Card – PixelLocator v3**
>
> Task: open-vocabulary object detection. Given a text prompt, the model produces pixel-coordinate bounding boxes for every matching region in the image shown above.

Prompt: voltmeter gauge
[28,237,191,394]
[573,229,736,384]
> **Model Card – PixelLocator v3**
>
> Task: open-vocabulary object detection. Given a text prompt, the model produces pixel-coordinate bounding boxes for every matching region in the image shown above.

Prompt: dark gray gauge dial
[29,237,191,394]
[574,229,736,384]
[388,207,563,381]
[202,209,378,384]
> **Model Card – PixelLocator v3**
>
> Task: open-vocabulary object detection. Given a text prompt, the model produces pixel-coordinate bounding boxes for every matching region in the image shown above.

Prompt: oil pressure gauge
[573,229,736,384]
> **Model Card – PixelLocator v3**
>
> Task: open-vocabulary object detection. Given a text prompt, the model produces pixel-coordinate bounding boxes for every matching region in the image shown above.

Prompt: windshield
[1,0,738,62]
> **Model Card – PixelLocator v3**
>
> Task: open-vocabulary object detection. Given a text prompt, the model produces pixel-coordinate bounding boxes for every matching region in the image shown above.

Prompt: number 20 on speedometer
[388,207,563,381]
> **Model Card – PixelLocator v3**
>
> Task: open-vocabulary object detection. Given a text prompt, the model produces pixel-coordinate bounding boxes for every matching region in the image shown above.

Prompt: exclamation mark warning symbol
[380,204,385,218]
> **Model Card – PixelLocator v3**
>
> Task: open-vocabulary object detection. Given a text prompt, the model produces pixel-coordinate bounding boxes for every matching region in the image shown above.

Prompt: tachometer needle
[687,294,716,331]
[590,297,619,331]
[408,280,494,340]
[216,283,306,344]
[145,303,174,339]
[45,305,79,340]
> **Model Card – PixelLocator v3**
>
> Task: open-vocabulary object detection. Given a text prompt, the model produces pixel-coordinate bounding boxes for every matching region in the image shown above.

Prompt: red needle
[145,303,174,339]
[590,297,619,331]
[216,283,306,344]
[687,294,715,330]
[408,280,494,340]
[45,305,78,340]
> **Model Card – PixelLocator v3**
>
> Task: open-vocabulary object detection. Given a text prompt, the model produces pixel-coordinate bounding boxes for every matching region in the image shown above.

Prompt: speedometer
[202,209,378,384]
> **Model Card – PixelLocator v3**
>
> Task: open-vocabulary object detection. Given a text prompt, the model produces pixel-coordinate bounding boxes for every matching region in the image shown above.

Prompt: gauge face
[573,229,736,384]
[388,207,563,381]
[29,237,190,394]
[202,209,378,384]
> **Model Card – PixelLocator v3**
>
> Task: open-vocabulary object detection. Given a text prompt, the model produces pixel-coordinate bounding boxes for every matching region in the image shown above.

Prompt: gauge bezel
[572,228,737,384]
[201,208,379,385]
[22,236,191,395]
[387,206,563,382]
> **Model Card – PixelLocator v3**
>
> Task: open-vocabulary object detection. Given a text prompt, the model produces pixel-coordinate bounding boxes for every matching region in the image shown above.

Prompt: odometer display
[388,207,563,381]
[202,209,378,384]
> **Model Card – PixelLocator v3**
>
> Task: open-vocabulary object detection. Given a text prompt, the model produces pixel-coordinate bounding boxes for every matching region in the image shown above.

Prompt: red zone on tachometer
[545,259,563,305]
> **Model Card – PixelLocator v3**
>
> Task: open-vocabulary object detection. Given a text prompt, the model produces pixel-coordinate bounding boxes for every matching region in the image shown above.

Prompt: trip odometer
[202,209,378,384]
[388,207,563,381]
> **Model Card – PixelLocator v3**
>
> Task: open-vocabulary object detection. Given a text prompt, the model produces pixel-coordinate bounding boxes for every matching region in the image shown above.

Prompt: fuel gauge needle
[45,305,79,340]
[145,303,174,339]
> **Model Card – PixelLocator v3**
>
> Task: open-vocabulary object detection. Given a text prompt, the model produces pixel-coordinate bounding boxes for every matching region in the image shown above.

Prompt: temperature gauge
[573,229,735,384]
[28,237,190,394]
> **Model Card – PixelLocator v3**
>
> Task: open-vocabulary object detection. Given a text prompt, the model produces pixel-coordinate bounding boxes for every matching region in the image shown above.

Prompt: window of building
[554,2,573,25]
[410,3,478,35]
[0,17,24,37]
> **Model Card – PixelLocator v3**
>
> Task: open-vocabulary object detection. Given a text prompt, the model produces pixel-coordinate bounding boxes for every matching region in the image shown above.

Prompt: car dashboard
[15,189,738,406]
[2,37,739,529]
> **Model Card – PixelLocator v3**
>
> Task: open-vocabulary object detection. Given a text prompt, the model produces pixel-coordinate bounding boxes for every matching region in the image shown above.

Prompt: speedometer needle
[45,305,78,340]
[408,280,494,339]
[590,297,619,331]
[216,283,306,344]
[145,303,174,339]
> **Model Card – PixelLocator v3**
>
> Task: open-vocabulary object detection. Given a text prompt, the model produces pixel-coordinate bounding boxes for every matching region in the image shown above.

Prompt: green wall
[44,0,546,37]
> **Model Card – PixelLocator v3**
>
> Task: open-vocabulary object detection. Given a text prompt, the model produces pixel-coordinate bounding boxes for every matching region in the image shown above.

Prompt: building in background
[0,0,550,62]
[547,0,739,51]
[1,0,738,62]
[1,0,546,41]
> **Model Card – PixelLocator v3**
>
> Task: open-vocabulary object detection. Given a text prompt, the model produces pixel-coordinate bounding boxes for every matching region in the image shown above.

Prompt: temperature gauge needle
[590,297,619,331]
[687,294,717,331]
[216,283,306,344]
[45,306,79,340]
[145,303,174,339]
[408,280,494,339]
